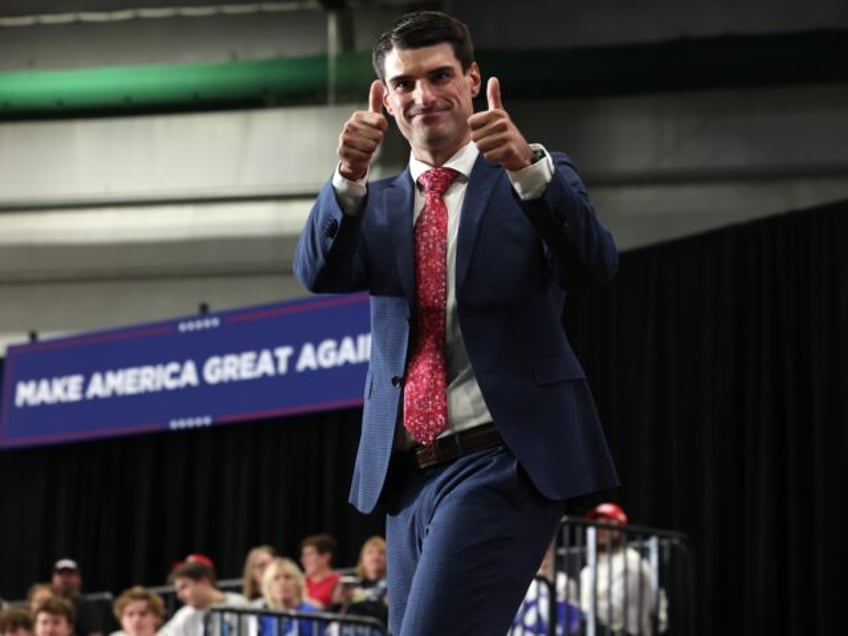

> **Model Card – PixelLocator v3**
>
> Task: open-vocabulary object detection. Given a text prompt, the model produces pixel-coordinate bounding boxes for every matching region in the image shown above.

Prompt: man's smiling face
[381,42,481,165]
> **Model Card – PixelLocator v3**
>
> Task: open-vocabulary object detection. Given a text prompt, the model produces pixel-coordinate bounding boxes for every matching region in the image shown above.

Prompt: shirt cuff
[332,164,368,216]
[507,143,554,200]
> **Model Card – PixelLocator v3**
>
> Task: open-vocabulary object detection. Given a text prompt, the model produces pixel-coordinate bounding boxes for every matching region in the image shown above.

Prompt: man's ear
[468,62,482,98]
[382,86,393,115]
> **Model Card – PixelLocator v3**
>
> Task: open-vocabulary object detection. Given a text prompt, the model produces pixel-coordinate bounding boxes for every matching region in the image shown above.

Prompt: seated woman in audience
[334,536,388,627]
[110,587,164,636]
[257,558,323,636]
[26,585,55,615]
[32,598,73,636]
[241,546,276,606]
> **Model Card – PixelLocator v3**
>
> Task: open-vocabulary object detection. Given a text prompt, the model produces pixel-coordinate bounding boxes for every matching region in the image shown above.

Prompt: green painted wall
[0,30,844,118]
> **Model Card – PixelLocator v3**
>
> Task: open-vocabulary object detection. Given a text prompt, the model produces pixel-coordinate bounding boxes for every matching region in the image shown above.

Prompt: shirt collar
[408,142,479,187]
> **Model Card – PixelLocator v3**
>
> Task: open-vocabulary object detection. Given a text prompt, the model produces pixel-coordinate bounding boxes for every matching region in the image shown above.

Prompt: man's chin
[411,121,451,142]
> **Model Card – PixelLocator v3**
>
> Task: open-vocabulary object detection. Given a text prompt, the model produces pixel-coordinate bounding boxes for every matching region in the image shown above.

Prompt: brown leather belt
[407,423,503,472]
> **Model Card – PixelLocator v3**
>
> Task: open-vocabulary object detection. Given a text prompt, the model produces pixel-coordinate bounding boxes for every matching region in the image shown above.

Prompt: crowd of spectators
[0,533,388,636]
[2,504,664,636]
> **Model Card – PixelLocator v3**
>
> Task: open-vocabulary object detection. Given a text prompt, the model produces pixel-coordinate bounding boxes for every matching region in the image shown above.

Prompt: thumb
[369,80,385,114]
[486,76,503,110]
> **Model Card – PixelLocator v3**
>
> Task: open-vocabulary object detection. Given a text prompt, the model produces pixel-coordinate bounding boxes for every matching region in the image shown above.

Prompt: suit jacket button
[391,376,403,388]
[325,218,339,238]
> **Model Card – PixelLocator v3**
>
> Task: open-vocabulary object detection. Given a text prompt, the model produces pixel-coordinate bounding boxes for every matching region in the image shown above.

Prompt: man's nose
[413,80,436,105]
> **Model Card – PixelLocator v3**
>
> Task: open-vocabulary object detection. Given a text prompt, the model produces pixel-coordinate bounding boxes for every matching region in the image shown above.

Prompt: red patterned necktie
[403,167,458,446]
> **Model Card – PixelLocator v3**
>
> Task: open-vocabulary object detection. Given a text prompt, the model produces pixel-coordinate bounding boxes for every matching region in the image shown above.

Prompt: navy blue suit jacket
[294,151,619,514]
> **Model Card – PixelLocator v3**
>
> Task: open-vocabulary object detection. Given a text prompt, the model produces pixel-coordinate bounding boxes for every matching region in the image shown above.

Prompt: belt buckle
[411,444,437,472]
[412,436,449,471]
[410,426,494,472]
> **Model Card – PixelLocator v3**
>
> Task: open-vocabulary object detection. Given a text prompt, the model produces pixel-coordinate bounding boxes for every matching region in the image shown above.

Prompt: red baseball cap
[585,502,629,525]
[185,553,215,568]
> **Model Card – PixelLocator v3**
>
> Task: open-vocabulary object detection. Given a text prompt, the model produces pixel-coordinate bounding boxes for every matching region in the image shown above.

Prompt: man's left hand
[469,77,534,171]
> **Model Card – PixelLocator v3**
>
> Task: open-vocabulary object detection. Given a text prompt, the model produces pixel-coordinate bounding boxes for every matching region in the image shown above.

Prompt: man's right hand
[337,80,388,181]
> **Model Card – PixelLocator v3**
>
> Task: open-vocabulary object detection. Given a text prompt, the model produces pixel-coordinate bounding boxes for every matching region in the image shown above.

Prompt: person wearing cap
[183,554,214,569]
[578,503,667,635]
[50,560,102,636]
[158,559,249,636]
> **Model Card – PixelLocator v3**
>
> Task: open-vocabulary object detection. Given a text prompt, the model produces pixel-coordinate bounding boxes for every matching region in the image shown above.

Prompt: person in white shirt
[159,560,249,636]
[579,503,667,636]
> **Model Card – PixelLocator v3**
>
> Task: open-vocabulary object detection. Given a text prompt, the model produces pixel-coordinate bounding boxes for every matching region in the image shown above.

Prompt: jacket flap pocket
[532,352,586,384]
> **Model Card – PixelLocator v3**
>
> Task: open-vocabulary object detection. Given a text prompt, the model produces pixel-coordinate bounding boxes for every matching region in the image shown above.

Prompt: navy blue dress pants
[384,444,564,635]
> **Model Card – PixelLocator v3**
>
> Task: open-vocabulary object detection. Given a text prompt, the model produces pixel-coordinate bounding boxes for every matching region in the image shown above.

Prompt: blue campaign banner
[0,293,370,449]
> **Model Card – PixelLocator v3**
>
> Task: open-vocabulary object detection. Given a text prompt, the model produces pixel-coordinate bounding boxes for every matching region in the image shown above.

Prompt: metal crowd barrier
[205,605,387,636]
[510,515,694,635]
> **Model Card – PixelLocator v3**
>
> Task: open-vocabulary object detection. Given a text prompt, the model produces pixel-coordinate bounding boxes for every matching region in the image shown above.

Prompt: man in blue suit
[294,10,619,635]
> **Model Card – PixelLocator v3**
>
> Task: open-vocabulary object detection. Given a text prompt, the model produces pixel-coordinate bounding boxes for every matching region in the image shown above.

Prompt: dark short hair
[168,560,216,586]
[300,533,338,558]
[34,597,75,627]
[372,11,475,80]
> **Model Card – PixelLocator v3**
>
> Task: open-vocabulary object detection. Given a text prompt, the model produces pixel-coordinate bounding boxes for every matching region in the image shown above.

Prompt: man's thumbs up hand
[338,80,389,181]
[469,76,534,171]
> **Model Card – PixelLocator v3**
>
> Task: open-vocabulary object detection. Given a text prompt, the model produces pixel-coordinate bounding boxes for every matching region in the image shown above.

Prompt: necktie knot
[418,167,458,198]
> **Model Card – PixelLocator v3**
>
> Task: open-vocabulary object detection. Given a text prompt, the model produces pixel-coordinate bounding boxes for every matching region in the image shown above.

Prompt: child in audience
[110,587,164,636]
[0,608,34,636]
[32,598,74,636]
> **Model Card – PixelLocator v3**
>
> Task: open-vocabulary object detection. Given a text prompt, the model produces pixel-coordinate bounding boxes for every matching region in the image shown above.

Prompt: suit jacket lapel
[382,170,416,308]
[456,156,500,292]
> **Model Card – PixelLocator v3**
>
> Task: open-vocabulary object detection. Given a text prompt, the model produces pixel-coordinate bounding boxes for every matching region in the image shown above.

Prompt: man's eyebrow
[387,66,456,85]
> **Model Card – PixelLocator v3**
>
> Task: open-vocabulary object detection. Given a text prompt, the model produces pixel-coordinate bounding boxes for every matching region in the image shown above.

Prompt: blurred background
[1,1,846,634]
[2,0,846,348]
